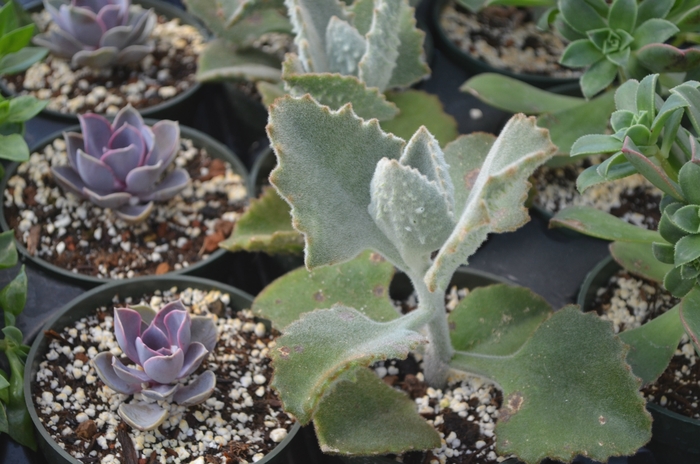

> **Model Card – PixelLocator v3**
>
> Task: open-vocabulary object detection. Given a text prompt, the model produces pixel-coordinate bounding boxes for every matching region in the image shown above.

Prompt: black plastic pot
[24,275,301,464]
[0,123,251,288]
[2,0,207,124]
[429,0,578,90]
[578,256,699,464]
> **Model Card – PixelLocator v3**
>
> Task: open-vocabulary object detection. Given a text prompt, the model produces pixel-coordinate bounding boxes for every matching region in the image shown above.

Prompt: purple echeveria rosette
[33,0,156,68]
[92,300,218,430]
[51,104,190,223]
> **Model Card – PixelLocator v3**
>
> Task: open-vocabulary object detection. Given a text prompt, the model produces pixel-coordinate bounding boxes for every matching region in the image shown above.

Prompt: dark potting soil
[439,1,579,78]
[589,269,700,419]
[3,10,202,115]
[5,138,247,279]
[32,287,294,463]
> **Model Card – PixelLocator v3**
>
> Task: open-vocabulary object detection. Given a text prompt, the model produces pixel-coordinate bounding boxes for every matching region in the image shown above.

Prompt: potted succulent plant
[1,104,250,286]
[1,0,208,122]
[550,74,700,462]
[248,94,652,463]
[24,275,300,464]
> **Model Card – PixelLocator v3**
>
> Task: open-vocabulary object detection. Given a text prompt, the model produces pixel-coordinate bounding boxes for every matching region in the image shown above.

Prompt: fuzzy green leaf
[674,234,700,266]
[570,134,623,156]
[252,250,398,329]
[580,58,618,99]
[610,241,672,282]
[0,265,26,328]
[608,0,636,32]
[0,134,28,162]
[452,307,651,464]
[219,187,303,255]
[621,138,684,200]
[680,288,700,356]
[196,41,282,82]
[426,115,556,292]
[615,79,638,112]
[270,305,426,424]
[314,367,440,454]
[550,206,663,242]
[358,0,401,92]
[349,0,373,35]
[380,90,458,145]
[0,230,17,269]
[326,17,365,76]
[664,266,696,297]
[560,39,604,67]
[461,74,585,114]
[284,64,399,120]
[619,305,683,385]
[652,241,676,265]
[257,81,286,107]
[680,162,700,204]
[671,205,700,234]
[286,0,348,72]
[268,95,405,269]
[385,3,429,89]
[449,284,552,355]
[443,132,496,213]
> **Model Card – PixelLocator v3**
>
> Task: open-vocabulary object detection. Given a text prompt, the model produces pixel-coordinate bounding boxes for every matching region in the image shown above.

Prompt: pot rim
[24,274,300,464]
[0,0,209,122]
[0,122,251,287]
[429,0,579,89]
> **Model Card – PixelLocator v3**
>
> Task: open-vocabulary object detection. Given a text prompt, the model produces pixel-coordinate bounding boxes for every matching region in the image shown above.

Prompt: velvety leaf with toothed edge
[385,0,429,89]
[380,90,457,145]
[283,57,399,120]
[313,367,440,454]
[425,115,557,292]
[357,0,401,92]
[219,186,303,255]
[449,284,552,355]
[268,95,406,269]
[257,81,286,107]
[442,132,495,213]
[550,206,663,243]
[325,17,365,76]
[252,250,398,330]
[621,305,683,385]
[451,307,651,463]
[270,305,426,424]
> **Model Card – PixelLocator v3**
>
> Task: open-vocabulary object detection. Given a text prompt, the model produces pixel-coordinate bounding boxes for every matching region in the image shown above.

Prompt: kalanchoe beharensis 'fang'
[92,300,218,431]
[50,104,190,223]
[33,0,156,69]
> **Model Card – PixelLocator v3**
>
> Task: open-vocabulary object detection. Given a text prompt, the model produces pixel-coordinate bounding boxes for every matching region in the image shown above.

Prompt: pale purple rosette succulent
[51,105,190,223]
[92,300,218,430]
[33,0,156,68]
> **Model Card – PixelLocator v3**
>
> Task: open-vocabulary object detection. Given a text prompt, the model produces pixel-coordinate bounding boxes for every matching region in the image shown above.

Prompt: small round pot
[0,123,251,287]
[1,0,208,123]
[578,255,700,464]
[430,0,578,90]
[24,275,301,464]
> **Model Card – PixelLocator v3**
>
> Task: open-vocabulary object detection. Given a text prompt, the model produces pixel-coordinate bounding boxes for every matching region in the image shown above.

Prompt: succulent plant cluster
[51,105,189,223]
[93,300,218,431]
[33,0,156,69]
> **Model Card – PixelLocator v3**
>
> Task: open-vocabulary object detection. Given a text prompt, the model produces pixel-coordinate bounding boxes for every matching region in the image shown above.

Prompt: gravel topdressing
[32,286,295,464]
[3,7,203,116]
[4,136,248,279]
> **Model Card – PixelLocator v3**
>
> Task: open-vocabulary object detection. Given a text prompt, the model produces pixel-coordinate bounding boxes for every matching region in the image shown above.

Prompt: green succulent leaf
[621,138,684,201]
[570,134,623,156]
[674,234,700,266]
[606,47,630,67]
[680,287,700,356]
[559,0,607,34]
[671,83,700,136]
[615,79,639,112]
[6,96,46,123]
[610,110,635,132]
[449,284,552,355]
[0,134,28,162]
[608,0,637,33]
[268,95,405,269]
[636,0,673,26]
[596,152,635,180]
[0,265,26,328]
[270,305,426,424]
[679,161,700,204]
[452,307,651,464]
[0,23,33,57]
[651,94,687,140]
[196,41,282,82]
[5,347,35,450]
[671,205,700,234]
[550,206,663,243]
[619,304,683,385]
[219,187,304,255]
[637,44,700,73]
[633,19,679,48]
[560,39,604,67]
[442,132,495,213]
[576,164,608,192]
[0,230,17,269]
[635,74,657,120]
[651,241,677,266]
[183,0,290,42]
[675,5,700,33]
[664,266,696,297]
[381,90,458,145]
[284,67,399,121]
[313,367,440,454]
[0,47,48,76]
[461,74,585,114]
[580,58,618,99]
[611,241,673,282]
[252,250,398,330]
[425,115,556,292]
[659,206,690,244]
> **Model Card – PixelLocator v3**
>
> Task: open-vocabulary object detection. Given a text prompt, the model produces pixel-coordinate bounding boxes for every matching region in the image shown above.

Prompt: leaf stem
[449,350,509,385]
